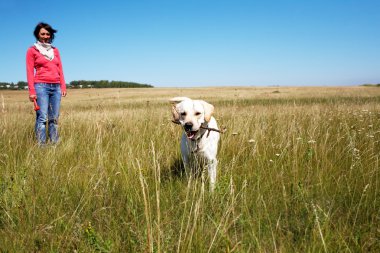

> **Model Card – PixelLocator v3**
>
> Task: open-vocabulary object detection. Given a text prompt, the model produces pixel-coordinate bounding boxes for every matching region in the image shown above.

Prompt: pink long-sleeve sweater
[26,46,66,96]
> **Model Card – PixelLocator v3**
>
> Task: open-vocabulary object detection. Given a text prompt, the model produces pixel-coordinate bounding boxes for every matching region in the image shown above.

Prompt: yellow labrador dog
[170,97,220,191]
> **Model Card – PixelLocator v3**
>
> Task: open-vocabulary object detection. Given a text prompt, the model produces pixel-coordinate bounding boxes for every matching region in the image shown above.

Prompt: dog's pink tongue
[186,131,195,139]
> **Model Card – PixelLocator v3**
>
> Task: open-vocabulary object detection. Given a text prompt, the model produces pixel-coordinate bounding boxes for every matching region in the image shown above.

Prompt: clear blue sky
[1,0,379,87]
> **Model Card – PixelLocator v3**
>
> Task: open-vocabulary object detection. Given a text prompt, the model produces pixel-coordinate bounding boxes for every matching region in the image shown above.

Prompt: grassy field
[0,86,379,252]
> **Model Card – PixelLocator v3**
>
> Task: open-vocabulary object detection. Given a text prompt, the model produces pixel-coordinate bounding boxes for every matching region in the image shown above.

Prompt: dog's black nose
[184,122,193,131]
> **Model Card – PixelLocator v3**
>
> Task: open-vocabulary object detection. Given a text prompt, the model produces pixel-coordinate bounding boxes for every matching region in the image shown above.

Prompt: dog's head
[170,97,214,140]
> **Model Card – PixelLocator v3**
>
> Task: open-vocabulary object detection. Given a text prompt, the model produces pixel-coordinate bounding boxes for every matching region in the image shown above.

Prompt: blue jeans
[34,83,62,144]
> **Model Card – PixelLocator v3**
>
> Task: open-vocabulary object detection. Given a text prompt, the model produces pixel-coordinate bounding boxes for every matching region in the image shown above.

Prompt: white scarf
[34,41,55,61]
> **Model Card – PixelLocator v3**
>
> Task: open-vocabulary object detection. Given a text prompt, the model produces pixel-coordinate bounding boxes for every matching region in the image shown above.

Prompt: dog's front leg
[208,159,218,192]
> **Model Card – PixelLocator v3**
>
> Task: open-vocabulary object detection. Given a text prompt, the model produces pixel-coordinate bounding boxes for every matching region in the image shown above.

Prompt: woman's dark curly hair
[33,22,57,43]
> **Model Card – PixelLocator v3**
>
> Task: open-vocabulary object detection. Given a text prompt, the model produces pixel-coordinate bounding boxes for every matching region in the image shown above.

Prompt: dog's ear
[171,104,180,123]
[169,97,190,104]
[169,97,188,123]
[201,101,214,122]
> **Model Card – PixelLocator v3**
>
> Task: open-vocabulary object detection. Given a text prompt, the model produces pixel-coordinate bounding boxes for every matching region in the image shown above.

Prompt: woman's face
[38,28,51,43]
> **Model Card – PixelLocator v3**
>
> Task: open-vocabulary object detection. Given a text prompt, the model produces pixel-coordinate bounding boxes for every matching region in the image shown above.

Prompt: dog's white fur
[170,97,220,191]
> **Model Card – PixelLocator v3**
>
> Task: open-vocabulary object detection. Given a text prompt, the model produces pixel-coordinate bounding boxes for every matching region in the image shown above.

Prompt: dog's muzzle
[184,122,199,140]
[184,122,193,132]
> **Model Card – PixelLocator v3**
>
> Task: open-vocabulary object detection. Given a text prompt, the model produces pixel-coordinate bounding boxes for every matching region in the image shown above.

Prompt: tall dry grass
[0,86,379,252]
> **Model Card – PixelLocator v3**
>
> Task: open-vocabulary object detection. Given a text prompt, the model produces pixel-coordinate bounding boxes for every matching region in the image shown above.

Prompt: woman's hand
[62,91,67,97]
[29,94,37,102]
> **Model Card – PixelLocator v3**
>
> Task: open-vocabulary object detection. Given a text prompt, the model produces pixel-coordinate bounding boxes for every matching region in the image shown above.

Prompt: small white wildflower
[232,132,238,135]
[308,140,316,144]
[269,159,274,163]
[276,153,280,157]
[248,139,255,143]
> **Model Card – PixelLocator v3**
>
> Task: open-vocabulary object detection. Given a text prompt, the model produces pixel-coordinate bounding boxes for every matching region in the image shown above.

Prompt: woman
[26,22,67,145]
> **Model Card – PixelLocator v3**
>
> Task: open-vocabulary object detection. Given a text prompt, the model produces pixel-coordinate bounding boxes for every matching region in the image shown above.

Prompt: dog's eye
[181,112,187,116]
[195,112,201,116]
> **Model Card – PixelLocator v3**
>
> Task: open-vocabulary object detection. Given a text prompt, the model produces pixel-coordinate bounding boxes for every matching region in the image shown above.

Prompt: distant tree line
[0,80,153,90]
[0,81,28,90]
[69,80,153,88]
[361,83,380,87]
